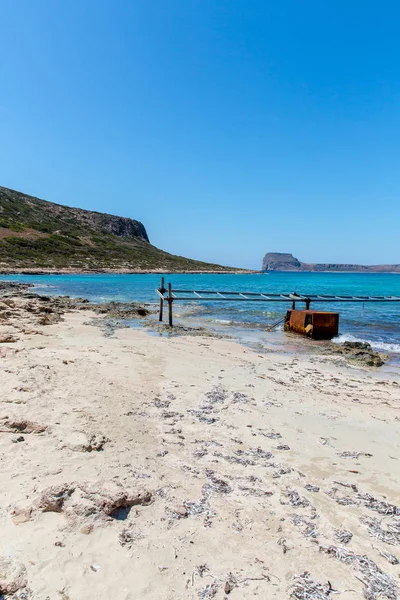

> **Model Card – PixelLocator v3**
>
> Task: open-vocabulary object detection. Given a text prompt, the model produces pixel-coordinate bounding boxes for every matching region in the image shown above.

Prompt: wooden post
[168,282,173,327]
[159,276,165,322]
[305,298,311,310]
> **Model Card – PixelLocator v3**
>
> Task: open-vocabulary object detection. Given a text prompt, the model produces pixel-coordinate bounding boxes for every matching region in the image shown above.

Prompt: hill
[0,186,239,273]
[262,252,400,273]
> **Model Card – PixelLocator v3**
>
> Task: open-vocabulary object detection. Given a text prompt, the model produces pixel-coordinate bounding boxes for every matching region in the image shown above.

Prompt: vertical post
[305,297,311,310]
[291,291,297,310]
[159,276,165,322]
[168,282,173,327]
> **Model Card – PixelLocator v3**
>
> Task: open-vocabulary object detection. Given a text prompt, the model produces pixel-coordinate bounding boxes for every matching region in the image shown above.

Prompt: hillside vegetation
[0,186,236,272]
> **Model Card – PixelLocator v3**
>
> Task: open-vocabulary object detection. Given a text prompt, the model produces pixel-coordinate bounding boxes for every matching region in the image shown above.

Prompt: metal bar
[163,296,400,302]
[170,289,400,301]
[168,282,173,327]
[158,276,165,322]
[164,285,400,304]
[172,289,288,296]
[266,315,286,332]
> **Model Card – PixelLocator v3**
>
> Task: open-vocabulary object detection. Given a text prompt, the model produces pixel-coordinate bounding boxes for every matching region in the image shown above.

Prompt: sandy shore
[0,291,400,599]
[0,268,254,275]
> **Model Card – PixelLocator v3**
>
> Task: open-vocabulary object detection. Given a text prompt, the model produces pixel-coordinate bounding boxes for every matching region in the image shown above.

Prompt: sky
[1,0,399,269]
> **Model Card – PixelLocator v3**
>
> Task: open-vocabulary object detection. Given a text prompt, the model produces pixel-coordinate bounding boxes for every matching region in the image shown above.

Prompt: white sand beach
[1,294,400,599]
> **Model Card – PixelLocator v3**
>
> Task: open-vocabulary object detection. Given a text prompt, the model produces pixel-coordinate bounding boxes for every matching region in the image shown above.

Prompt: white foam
[333,334,400,354]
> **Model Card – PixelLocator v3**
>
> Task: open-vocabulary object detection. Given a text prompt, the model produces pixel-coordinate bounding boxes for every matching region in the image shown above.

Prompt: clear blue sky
[1,1,399,269]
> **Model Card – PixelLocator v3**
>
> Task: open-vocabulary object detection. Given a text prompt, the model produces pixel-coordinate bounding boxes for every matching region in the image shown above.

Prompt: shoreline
[0,268,257,275]
[0,285,399,598]
[1,280,396,371]
[2,268,400,275]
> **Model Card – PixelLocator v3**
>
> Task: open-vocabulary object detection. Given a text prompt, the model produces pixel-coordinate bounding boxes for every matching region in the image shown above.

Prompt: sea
[2,272,400,365]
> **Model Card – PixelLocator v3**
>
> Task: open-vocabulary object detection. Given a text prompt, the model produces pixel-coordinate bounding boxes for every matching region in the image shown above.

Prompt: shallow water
[2,272,400,361]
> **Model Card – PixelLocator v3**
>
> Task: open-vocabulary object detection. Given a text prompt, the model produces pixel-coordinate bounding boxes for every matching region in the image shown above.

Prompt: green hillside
[0,186,237,272]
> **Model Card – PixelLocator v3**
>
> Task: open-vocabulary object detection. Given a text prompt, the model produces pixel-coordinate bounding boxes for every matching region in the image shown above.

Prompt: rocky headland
[262,252,400,273]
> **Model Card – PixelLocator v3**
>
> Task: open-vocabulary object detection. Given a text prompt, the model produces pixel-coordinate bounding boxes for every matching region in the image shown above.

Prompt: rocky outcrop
[262,252,400,273]
[262,253,302,271]
[0,185,149,242]
[99,215,148,240]
[328,341,387,367]
[12,480,153,525]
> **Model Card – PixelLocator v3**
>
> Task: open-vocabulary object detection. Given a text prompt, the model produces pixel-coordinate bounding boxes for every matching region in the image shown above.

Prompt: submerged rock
[85,301,151,318]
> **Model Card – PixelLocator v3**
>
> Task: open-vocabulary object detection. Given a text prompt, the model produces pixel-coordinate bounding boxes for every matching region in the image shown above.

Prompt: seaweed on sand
[361,516,400,546]
[319,545,398,600]
[290,572,333,599]
[334,529,353,544]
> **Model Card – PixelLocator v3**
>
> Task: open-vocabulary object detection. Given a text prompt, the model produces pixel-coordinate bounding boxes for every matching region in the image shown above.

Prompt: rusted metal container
[284,310,339,340]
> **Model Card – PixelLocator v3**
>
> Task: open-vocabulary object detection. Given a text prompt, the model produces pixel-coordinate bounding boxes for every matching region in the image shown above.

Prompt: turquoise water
[2,272,400,355]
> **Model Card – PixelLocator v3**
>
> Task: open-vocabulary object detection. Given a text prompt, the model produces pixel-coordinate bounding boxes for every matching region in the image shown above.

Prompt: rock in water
[262,253,302,271]
[329,341,387,367]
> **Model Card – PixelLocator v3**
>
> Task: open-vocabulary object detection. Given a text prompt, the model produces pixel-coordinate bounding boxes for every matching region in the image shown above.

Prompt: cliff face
[0,186,237,272]
[262,252,400,273]
[0,186,149,242]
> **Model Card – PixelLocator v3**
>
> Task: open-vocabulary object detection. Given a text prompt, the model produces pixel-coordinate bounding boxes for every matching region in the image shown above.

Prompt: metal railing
[155,277,400,326]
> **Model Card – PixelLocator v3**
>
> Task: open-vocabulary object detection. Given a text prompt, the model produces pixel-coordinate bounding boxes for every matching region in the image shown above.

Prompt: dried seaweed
[259,430,282,439]
[188,410,219,424]
[153,398,170,409]
[198,582,218,599]
[320,544,398,599]
[337,451,372,459]
[203,473,232,495]
[239,486,273,497]
[118,526,144,547]
[270,462,292,478]
[184,494,214,518]
[231,391,251,404]
[325,487,357,506]
[334,529,353,544]
[193,448,208,459]
[195,564,210,577]
[286,490,311,508]
[205,386,228,404]
[361,516,400,545]
[223,454,257,467]
[375,548,399,565]
[291,514,318,538]
[290,572,333,599]
[305,485,320,493]
[235,447,273,460]
[161,411,183,421]
[357,493,400,516]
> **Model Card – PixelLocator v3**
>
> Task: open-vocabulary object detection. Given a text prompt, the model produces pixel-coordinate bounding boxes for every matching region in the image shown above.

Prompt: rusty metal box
[284,310,339,340]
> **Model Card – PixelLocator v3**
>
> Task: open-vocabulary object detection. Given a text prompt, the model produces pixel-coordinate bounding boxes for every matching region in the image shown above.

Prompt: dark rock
[262,253,302,271]
[329,341,387,367]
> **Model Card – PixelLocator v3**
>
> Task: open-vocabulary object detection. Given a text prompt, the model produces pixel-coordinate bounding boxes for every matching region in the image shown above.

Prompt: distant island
[0,186,247,273]
[262,252,400,273]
